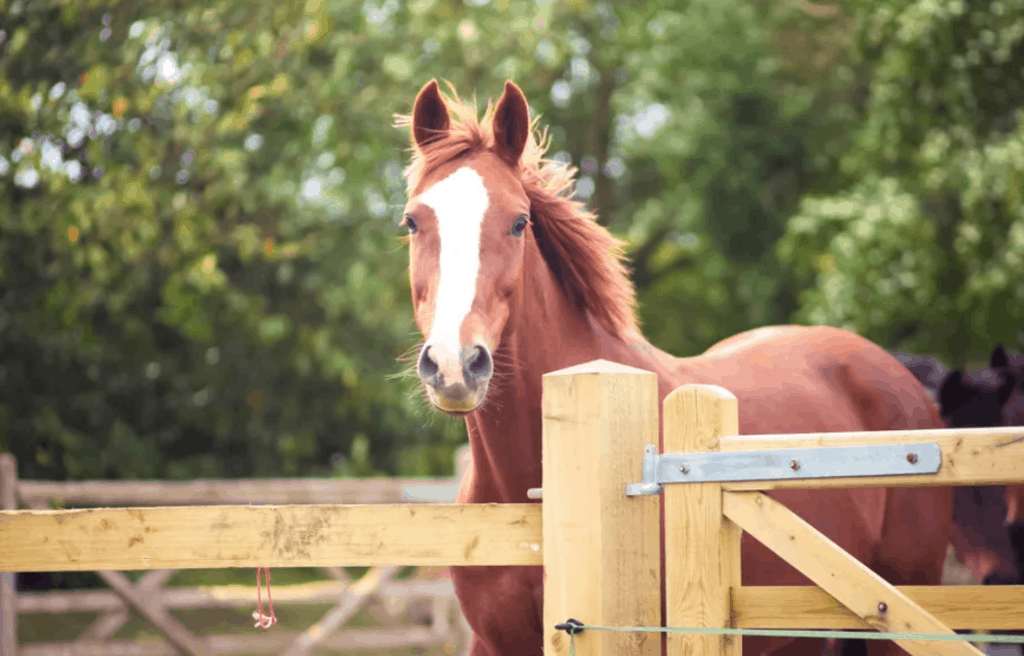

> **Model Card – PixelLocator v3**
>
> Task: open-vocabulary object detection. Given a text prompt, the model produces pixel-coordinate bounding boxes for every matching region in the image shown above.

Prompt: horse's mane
[394,83,639,340]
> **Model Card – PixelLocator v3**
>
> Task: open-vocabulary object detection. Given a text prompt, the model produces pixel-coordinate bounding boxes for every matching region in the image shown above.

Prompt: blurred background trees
[2,0,1023,482]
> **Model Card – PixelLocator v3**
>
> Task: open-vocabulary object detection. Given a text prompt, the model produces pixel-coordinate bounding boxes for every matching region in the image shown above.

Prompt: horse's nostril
[418,345,439,379]
[465,345,493,382]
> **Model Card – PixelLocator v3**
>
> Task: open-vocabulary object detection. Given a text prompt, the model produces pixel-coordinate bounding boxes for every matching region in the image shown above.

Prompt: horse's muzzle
[417,342,493,414]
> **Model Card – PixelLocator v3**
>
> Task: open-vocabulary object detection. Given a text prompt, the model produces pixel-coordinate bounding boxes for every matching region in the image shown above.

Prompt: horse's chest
[450,564,544,655]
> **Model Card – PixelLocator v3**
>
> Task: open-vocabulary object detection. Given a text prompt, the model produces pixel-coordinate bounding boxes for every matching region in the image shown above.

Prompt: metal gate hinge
[624,442,942,496]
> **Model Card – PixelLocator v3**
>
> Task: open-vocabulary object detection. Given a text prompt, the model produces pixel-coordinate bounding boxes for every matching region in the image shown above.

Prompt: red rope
[252,567,278,629]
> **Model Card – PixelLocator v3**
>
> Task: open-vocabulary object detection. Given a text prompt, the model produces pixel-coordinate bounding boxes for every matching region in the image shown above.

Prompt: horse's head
[990,345,1024,425]
[400,80,533,415]
[939,346,1019,427]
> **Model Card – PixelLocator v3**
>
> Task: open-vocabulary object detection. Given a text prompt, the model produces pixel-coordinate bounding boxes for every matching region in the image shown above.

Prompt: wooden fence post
[1,453,18,656]
[664,385,742,656]
[542,360,661,656]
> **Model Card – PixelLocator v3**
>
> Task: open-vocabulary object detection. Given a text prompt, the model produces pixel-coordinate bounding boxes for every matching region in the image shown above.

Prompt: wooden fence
[3,360,1024,656]
[0,447,472,656]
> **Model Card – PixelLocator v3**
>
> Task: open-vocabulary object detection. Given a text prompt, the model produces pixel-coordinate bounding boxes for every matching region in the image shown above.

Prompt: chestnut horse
[396,79,952,656]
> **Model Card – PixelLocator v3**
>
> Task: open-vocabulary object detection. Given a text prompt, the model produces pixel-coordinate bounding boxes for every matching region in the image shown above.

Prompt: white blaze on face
[419,166,489,356]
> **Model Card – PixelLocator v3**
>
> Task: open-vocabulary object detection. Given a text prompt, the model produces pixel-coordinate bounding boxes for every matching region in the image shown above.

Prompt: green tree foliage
[0,0,470,480]
[0,0,637,481]
[504,0,814,354]
[4,0,1023,483]
[778,0,1024,362]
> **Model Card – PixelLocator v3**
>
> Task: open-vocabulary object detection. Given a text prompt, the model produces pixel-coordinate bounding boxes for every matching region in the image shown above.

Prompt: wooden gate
[542,362,1024,656]
[3,360,1024,656]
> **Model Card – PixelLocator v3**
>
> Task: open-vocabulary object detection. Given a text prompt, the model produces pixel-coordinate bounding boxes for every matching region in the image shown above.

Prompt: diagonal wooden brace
[723,490,983,656]
[281,565,400,656]
[100,570,211,656]
[79,570,174,642]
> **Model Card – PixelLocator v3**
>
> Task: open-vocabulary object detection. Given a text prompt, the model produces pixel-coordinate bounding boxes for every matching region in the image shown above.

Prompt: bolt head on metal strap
[624,442,942,496]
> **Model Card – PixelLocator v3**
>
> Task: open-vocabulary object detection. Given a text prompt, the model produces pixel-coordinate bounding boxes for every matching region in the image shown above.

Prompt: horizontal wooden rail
[719,426,1024,489]
[16,578,456,614]
[16,477,462,507]
[735,586,1024,630]
[18,626,449,656]
[0,504,543,572]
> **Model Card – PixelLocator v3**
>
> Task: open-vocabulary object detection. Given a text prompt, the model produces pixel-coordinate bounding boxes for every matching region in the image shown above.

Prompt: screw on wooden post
[542,360,661,656]
[664,385,742,656]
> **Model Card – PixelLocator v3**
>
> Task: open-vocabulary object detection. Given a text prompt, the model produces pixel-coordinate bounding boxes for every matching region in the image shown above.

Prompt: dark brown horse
[987,346,1024,533]
[934,346,1024,585]
[831,348,1024,656]
[396,79,952,656]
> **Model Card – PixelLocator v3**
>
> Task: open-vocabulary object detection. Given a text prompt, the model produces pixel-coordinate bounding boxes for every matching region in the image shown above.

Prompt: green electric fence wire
[557,623,1024,655]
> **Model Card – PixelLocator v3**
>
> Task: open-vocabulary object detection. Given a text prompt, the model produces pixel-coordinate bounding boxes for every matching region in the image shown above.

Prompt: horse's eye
[510,214,529,237]
[403,214,419,235]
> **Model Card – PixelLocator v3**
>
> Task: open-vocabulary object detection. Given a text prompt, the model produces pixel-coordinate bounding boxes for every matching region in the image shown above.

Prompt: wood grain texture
[718,426,1024,489]
[663,385,742,656]
[724,491,982,656]
[0,503,541,572]
[542,360,661,656]
[733,585,1024,630]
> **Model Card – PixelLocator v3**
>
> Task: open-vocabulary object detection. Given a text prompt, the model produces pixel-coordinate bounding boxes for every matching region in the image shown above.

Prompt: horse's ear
[939,370,971,414]
[492,80,529,165]
[992,344,1009,368]
[412,79,450,149]
[998,374,1017,406]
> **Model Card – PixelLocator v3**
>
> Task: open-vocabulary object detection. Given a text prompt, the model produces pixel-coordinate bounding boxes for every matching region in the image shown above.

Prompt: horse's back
[691,325,944,434]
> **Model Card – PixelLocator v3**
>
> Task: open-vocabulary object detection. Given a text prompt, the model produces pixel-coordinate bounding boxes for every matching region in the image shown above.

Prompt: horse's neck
[462,240,603,503]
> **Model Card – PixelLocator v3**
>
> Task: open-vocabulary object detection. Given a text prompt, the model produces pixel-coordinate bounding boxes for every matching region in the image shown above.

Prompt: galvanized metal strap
[624,442,942,496]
